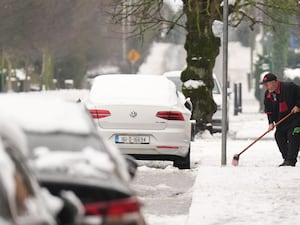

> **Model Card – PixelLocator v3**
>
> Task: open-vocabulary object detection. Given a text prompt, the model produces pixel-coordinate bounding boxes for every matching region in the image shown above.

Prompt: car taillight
[156,111,184,121]
[84,197,141,216]
[89,109,111,119]
[84,197,146,225]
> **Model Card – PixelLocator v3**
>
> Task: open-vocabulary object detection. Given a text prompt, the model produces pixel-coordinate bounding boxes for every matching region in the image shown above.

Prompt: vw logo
[130,111,137,118]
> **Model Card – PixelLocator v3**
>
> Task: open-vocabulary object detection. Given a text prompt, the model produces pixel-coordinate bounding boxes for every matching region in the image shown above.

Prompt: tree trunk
[41,48,54,90]
[181,0,221,131]
[271,11,289,78]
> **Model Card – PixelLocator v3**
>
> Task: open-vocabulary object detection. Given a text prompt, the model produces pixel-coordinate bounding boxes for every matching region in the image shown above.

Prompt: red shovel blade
[231,154,239,166]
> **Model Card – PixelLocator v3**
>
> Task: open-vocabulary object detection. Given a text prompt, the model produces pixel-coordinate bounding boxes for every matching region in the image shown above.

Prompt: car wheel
[173,147,190,169]
[191,122,196,141]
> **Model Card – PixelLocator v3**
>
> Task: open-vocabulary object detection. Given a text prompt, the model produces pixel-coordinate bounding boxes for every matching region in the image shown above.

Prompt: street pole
[221,0,228,166]
[250,30,254,90]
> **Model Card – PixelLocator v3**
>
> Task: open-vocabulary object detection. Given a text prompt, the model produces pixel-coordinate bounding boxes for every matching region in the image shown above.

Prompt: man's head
[260,73,278,92]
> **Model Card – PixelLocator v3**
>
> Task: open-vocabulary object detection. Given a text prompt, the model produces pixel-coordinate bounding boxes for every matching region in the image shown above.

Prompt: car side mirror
[184,97,193,112]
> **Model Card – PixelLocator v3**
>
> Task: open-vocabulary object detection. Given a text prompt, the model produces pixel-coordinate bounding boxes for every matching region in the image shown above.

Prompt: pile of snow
[284,68,300,80]
[33,147,115,178]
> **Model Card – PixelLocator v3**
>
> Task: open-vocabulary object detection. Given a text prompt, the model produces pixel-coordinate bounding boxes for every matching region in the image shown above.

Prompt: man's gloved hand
[268,123,275,131]
[291,106,300,113]
[292,127,300,135]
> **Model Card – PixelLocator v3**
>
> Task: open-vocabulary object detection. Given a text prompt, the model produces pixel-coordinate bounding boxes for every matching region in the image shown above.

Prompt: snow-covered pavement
[187,91,300,225]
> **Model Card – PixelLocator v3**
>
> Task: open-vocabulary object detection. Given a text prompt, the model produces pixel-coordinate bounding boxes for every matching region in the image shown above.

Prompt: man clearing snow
[261,72,300,166]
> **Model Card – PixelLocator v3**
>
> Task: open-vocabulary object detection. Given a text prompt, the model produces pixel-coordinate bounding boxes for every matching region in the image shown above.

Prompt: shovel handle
[237,111,293,157]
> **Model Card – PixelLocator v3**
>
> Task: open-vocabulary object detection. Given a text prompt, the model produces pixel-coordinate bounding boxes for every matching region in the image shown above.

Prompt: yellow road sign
[127,49,141,64]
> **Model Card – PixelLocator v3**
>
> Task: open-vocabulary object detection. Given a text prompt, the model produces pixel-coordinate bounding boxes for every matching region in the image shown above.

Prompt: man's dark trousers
[275,127,300,163]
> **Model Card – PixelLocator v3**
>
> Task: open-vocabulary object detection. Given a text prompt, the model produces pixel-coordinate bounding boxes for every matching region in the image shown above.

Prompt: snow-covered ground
[187,92,300,225]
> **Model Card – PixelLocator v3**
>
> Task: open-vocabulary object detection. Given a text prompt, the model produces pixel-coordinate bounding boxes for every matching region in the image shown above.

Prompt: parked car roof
[0,93,92,134]
[89,74,177,106]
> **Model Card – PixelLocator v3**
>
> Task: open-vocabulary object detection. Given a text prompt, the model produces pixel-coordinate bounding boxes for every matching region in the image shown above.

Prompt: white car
[163,70,223,132]
[211,73,223,132]
[86,74,192,169]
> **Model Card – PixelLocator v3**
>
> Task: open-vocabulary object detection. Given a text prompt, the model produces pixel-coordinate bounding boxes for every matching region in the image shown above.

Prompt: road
[130,143,201,225]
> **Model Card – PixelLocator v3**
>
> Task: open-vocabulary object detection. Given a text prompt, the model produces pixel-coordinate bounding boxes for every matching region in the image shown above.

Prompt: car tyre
[173,147,190,169]
[191,122,196,141]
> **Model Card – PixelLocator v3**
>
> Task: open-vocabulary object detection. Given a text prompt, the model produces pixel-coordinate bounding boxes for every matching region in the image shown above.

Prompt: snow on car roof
[89,74,177,105]
[0,93,93,134]
[33,146,115,178]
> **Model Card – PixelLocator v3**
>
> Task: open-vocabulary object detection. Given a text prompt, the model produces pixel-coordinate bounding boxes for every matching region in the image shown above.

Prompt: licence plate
[115,135,150,144]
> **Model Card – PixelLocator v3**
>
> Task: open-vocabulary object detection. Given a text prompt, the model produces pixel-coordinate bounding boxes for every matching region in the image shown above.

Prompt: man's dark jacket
[264,81,300,130]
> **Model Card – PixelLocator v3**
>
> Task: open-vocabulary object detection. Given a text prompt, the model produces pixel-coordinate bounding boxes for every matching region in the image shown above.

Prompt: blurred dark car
[0,93,146,225]
[0,116,57,225]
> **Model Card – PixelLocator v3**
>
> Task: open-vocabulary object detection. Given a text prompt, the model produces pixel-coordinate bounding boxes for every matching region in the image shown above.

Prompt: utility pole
[221,0,229,166]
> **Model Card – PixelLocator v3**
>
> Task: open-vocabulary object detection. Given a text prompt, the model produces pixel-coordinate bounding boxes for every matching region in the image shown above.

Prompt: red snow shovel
[232,112,294,166]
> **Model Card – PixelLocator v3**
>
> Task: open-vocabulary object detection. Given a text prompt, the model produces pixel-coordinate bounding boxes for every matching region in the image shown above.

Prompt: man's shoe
[279,160,296,167]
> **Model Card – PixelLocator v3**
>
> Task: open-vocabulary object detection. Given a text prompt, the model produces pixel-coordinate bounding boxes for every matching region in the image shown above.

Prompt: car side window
[213,77,221,94]
[14,169,32,215]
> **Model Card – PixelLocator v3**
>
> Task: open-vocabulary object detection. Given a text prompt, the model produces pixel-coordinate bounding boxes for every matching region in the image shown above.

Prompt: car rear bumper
[119,145,189,158]
[98,128,190,158]
[128,153,189,162]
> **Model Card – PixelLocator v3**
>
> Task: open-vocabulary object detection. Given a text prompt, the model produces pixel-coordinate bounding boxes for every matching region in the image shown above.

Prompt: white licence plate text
[115,135,150,144]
